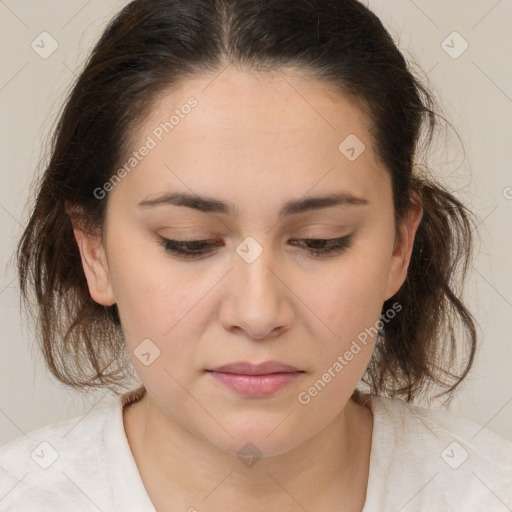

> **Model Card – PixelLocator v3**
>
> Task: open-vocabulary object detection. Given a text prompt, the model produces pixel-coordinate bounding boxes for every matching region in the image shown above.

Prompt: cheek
[105,227,201,344]
[108,250,209,397]
[112,267,207,343]
[292,259,388,415]
[311,250,391,342]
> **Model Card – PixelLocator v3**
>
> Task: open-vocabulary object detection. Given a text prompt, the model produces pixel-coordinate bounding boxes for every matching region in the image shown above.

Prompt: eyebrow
[138,191,368,217]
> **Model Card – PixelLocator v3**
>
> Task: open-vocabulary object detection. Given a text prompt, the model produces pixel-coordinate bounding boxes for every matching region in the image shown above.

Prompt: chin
[205,418,307,461]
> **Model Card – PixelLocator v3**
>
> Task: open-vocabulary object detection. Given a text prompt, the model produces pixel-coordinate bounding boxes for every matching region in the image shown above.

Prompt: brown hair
[17,0,477,402]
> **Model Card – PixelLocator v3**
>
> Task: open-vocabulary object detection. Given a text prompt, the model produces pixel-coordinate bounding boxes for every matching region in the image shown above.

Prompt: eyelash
[158,235,352,259]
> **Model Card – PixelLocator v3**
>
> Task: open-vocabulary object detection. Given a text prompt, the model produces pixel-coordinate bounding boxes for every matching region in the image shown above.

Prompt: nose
[219,242,294,341]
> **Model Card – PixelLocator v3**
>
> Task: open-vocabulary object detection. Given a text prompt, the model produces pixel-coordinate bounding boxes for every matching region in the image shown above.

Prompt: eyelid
[158,234,354,260]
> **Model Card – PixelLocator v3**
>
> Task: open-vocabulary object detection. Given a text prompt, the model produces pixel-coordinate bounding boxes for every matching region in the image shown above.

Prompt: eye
[158,237,222,259]
[158,235,353,260]
[289,236,353,257]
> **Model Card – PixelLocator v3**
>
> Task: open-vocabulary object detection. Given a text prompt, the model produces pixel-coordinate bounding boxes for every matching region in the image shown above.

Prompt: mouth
[206,361,305,397]
[206,360,304,375]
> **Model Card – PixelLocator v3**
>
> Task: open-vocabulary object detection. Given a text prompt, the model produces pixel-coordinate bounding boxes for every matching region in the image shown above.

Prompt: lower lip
[207,371,303,397]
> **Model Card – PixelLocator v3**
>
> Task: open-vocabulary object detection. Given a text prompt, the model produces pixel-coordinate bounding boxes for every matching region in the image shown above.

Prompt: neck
[123,388,373,512]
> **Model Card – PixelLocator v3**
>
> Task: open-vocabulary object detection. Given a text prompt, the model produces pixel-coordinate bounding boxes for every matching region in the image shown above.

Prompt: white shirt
[1,387,511,511]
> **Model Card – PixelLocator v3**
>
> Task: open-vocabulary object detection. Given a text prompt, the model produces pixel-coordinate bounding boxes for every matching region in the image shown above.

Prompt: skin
[71,66,422,511]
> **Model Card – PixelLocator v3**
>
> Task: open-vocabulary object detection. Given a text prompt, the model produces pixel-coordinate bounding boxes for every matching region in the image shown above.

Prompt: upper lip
[207,361,303,375]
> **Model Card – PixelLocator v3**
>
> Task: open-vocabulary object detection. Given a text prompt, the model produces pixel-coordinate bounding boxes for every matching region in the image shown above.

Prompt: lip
[207,360,302,375]
[206,361,304,398]
[207,371,303,397]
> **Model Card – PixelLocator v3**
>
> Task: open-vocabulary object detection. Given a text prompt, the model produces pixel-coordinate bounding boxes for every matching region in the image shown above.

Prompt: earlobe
[384,202,423,301]
[67,204,116,307]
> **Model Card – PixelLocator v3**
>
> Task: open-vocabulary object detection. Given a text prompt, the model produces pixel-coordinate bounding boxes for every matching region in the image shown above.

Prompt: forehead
[112,67,389,215]
[146,67,372,147]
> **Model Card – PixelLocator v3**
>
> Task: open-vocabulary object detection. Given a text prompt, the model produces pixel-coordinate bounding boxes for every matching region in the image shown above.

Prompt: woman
[1,0,511,510]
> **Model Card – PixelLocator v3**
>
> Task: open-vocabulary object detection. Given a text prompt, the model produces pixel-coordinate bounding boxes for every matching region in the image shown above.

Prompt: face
[75,67,421,457]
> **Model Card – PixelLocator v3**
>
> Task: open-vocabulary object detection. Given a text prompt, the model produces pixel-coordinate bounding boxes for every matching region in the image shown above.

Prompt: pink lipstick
[206,361,304,398]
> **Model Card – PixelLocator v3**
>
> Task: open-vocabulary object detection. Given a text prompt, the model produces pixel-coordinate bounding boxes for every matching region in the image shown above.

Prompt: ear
[65,201,116,307]
[384,196,423,301]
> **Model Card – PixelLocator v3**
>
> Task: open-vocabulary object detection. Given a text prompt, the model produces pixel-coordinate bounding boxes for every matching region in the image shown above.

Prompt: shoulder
[374,395,512,464]
[363,395,512,512]
[0,397,117,511]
